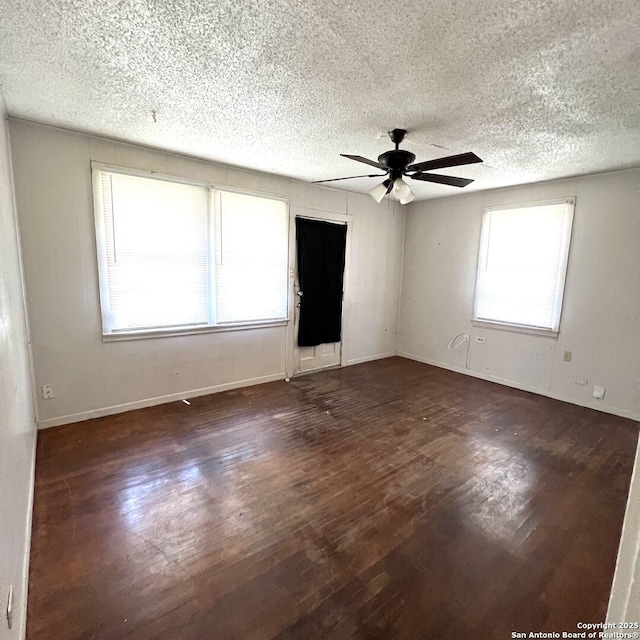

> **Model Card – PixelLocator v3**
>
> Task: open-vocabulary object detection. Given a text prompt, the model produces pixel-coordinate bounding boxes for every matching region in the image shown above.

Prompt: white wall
[398,169,640,420]
[9,119,404,428]
[0,106,37,637]
[343,192,404,365]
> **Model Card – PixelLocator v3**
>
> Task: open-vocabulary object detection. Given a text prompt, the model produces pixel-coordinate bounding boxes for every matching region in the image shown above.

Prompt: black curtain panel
[296,217,347,347]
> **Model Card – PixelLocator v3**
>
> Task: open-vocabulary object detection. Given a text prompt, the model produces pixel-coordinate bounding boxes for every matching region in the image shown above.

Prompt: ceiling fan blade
[312,173,386,184]
[407,152,482,173]
[409,173,474,187]
[340,154,386,170]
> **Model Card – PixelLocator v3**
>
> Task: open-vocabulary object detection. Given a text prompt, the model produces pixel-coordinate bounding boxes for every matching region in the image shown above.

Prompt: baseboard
[37,372,286,429]
[346,352,396,366]
[398,352,640,422]
[17,425,37,639]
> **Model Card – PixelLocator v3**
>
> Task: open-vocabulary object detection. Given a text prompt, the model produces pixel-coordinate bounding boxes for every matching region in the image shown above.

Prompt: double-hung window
[473,198,575,334]
[92,164,289,338]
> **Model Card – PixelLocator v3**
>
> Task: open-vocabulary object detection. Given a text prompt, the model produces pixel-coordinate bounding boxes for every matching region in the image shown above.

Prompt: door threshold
[292,364,342,378]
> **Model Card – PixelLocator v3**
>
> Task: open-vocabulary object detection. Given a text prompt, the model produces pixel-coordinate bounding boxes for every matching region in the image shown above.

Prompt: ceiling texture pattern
[0,0,638,199]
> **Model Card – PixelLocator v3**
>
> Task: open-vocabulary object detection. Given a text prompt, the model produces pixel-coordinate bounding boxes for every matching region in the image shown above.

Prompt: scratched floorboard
[27,357,638,639]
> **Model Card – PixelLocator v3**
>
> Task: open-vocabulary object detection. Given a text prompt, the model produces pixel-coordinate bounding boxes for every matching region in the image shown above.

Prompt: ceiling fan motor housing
[378,150,416,178]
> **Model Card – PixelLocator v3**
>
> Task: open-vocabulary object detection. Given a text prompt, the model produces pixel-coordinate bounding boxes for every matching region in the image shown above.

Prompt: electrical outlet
[574,379,588,386]
[475,337,486,344]
[593,385,606,399]
[563,350,572,362]
[42,384,54,399]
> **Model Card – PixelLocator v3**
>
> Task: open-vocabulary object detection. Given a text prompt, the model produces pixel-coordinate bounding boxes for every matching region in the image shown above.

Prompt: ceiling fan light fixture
[369,180,391,203]
[399,191,415,205]
[392,178,412,201]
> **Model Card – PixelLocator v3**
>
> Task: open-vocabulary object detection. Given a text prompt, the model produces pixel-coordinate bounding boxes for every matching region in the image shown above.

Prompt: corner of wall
[17,426,37,640]
[394,200,408,356]
[0,91,38,640]
[607,435,640,622]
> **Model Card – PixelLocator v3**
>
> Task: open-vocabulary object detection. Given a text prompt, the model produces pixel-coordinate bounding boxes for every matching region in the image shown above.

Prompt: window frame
[472,197,575,337]
[91,162,290,341]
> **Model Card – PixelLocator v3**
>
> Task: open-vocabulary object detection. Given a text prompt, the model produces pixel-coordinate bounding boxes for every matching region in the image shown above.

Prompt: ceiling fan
[313,129,482,204]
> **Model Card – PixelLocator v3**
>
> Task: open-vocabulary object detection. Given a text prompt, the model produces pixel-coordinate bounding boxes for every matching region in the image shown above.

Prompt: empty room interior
[1,0,639,638]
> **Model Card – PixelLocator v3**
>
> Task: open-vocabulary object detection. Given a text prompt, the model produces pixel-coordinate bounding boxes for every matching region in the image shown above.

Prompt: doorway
[287,209,351,377]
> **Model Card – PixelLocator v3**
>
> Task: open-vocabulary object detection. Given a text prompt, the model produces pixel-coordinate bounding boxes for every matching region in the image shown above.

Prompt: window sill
[471,319,559,338]
[102,319,289,342]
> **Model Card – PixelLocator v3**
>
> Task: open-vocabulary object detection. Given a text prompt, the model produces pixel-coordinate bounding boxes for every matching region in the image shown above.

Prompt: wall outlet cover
[563,350,572,362]
[593,385,606,399]
[475,337,485,344]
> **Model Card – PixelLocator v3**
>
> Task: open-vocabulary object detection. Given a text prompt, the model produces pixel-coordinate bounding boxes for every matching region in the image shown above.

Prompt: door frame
[285,206,353,378]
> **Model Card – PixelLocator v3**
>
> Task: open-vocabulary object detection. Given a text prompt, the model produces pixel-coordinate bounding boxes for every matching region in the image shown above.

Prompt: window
[473,198,575,334]
[92,164,289,337]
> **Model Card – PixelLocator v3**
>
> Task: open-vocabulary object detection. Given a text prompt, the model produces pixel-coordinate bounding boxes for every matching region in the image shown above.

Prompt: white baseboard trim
[18,425,37,639]
[346,352,396,366]
[37,372,286,429]
[398,352,640,422]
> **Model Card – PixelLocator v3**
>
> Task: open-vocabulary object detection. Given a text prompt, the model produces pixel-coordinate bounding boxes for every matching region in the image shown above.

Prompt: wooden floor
[28,357,638,640]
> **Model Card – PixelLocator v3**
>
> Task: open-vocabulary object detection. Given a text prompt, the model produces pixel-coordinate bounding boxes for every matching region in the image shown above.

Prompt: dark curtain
[296,217,347,347]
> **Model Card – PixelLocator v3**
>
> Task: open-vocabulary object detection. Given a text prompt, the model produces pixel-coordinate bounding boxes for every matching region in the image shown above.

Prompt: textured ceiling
[0,0,639,200]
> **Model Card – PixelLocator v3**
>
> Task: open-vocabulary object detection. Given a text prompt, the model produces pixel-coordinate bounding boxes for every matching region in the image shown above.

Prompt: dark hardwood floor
[27,357,638,639]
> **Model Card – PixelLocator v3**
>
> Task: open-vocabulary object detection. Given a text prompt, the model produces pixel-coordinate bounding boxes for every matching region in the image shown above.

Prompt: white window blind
[213,190,289,323]
[97,171,209,333]
[93,165,289,337]
[473,199,574,332]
